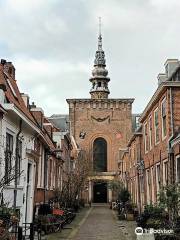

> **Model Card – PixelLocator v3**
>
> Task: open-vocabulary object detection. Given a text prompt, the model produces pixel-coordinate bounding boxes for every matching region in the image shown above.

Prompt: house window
[176,156,180,183]
[163,160,168,186]
[161,98,167,139]
[17,140,22,185]
[5,133,14,184]
[135,116,140,130]
[154,108,159,144]
[144,123,148,153]
[149,116,152,150]
[156,164,161,193]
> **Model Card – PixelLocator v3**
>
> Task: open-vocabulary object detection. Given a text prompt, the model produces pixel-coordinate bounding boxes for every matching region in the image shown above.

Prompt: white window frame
[149,116,152,150]
[161,98,167,140]
[5,130,15,185]
[156,163,161,193]
[176,155,180,183]
[144,122,148,153]
[163,160,168,186]
[154,108,160,145]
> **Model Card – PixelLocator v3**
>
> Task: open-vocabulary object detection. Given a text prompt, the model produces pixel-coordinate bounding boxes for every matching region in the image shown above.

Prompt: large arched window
[93,137,107,172]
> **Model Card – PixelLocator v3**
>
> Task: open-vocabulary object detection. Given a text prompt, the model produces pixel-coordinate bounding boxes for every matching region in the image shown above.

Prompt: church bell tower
[89,19,110,99]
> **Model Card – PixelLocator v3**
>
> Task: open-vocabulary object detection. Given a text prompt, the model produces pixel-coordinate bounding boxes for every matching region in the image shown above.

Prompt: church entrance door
[93,182,107,203]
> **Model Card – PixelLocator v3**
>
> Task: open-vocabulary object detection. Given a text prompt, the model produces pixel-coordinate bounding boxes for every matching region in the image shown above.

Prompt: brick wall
[68,99,133,172]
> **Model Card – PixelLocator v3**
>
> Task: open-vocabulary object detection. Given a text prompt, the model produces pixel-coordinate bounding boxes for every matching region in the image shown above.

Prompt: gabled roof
[0,63,36,124]
[0,62,59,154]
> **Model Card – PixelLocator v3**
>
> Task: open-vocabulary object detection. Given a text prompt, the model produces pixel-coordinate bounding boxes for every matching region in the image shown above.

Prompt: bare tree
[55,150,91,208]
[0,165,23,203]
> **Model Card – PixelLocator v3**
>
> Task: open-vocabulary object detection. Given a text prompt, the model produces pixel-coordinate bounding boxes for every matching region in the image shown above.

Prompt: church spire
[98,17,102,50]
[90,18,110,99]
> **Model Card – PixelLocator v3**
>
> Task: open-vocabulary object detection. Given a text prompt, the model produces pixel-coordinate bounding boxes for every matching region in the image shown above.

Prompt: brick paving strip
[72,205,137,240]
[46,207,92,240]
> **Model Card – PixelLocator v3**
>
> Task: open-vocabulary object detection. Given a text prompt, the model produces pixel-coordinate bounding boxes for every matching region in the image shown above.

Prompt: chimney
[30,102,44,128]
[21,93,30,108]
[164,59,179,78]
[157,73,167,85]
[0,62,7,92]
[1,59,6,65]
[1,59,16,80]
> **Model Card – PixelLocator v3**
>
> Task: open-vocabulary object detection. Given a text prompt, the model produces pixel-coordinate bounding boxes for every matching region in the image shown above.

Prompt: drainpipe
[168,87,175,184]
[13,119,22,210]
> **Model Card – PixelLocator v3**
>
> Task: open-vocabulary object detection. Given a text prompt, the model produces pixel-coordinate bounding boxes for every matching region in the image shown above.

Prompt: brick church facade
[67,32,134,203]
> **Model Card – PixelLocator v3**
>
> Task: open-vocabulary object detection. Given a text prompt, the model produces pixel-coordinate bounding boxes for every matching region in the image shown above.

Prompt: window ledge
[37,186,45,190]
[4,185,24,190]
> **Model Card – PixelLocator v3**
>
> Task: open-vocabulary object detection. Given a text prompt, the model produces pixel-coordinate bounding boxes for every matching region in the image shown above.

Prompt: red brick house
[120,128,144,212]
[122,59,180,211]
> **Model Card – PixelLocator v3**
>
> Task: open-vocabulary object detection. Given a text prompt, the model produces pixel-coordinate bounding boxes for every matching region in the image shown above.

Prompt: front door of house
[93,182,107,203]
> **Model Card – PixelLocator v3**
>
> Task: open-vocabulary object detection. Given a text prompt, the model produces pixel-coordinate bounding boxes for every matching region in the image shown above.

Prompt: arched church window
[93,137,107,172]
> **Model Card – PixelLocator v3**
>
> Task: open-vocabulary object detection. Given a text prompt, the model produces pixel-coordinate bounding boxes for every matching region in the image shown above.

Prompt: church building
[67,30,134,203]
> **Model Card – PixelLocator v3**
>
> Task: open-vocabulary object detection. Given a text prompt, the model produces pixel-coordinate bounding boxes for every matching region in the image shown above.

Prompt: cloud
[15,58,90,115]
[0,0,68,58]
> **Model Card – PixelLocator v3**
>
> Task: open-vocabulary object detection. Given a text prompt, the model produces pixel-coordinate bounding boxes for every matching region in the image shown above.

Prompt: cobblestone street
[47,205,137,240]
[71,205,136,240]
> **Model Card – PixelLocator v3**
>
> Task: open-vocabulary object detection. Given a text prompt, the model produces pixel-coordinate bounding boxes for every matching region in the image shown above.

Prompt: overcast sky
[0,0,180,116]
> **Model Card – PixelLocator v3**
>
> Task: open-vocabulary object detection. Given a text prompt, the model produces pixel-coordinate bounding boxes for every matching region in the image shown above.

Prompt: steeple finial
[99,17,101,36]
[98,17,102,51]
[94,17,105,66]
